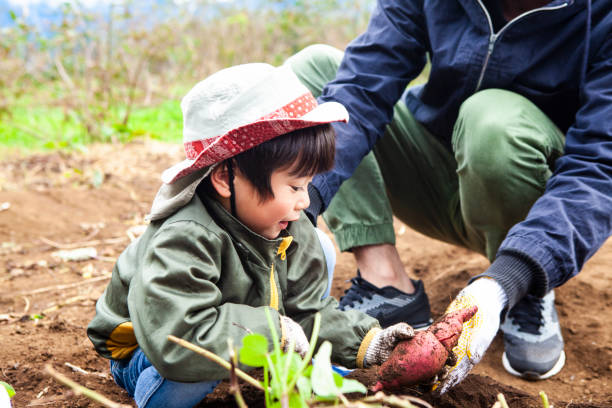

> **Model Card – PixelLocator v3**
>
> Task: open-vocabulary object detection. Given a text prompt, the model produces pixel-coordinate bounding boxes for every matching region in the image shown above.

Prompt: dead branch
[45,365,131,408]
[64,362,108,379]
[11,274,111,297]
[121,47,150,126]
[228,339,248,408]
[167,334,264,391]
[363,392,433,408]
[42,295,90,314]
[65,362,88,375]
[23,296,30,314]
[54,56,75,90]
[40,236,127,250]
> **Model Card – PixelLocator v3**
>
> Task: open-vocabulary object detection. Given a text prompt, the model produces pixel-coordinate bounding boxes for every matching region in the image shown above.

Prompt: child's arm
[284,219,380,368]
[128,221,282,382]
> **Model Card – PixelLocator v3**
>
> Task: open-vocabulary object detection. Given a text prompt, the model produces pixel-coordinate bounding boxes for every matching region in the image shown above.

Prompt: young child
[87,63,414,408]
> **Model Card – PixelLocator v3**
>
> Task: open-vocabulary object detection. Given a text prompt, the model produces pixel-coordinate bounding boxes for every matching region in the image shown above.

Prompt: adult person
[285,0,612,393]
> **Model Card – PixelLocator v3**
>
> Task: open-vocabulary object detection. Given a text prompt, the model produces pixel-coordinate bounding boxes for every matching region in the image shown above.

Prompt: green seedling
[0,381,15,398]
[492,391,552,408]
[169,317,430,408]
[237,309,366,407]
[539,391,550,408]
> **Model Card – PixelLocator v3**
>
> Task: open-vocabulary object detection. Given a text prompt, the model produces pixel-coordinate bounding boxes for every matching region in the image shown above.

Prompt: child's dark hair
[231,123,335,201]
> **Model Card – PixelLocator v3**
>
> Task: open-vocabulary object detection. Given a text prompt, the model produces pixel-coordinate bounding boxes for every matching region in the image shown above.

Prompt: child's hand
[280,315,310,357]
[364,323,415,367]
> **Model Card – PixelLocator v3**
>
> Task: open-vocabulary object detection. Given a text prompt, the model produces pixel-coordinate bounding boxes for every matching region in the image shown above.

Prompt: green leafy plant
[238,310,366,407]
[0,381,15,399]
[491,392,552,408]
[168,310,435,407]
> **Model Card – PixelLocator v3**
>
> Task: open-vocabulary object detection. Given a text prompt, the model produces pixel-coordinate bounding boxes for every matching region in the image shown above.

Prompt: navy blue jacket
[313,0,612,306]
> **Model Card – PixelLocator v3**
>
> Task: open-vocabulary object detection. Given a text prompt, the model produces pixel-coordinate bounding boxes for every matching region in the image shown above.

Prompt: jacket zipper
[474,0,570,92]
[269,236,293,310]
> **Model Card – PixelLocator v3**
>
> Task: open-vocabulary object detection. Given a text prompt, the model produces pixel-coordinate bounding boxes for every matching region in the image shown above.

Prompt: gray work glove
[280,315,310,357]
[364,323,415,367]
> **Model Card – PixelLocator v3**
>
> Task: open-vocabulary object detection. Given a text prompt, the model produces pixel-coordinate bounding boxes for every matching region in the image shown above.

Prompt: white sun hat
[161,63,348,184]
[147,63,348,221]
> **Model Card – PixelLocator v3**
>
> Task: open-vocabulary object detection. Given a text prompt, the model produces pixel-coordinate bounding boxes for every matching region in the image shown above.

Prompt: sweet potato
[372,305,478,391]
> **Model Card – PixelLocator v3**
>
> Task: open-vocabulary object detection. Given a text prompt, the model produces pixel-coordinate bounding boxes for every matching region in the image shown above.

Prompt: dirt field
[1,141,611,407]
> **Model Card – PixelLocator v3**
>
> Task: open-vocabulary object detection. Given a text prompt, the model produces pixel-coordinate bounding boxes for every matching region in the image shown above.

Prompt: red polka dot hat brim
[161,99,348,184]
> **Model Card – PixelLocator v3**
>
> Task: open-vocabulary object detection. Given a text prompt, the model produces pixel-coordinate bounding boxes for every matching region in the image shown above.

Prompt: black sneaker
[338,272,433,329]
[500,291,565,380]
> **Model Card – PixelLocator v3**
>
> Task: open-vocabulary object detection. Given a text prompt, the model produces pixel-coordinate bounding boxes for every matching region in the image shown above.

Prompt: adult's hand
[435,278,507,394]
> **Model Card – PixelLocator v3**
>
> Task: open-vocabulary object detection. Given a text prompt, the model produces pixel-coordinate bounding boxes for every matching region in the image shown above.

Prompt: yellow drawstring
[276,236,293,260]
[269,236,293,309]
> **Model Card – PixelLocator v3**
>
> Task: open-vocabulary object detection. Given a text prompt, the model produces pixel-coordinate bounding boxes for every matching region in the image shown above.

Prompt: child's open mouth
[279,221,289,229]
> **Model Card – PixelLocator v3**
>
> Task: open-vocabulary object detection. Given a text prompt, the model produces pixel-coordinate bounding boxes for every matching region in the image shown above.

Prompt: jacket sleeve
[283,220,380,368]
[313,0,428,207]
[129,220,282,382]
[496,33,612,294]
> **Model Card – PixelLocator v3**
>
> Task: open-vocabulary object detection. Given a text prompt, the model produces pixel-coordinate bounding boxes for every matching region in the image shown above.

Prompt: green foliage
[311,342,367,399]
[0,97,182,154]
[0,0,375,152]
[238,309,366,407]
[239,333,269,367]
[0,381,15,398]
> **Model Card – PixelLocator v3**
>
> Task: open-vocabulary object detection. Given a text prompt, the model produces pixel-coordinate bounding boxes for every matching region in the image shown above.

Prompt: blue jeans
[110,348,220,408]
[110,228,337,407]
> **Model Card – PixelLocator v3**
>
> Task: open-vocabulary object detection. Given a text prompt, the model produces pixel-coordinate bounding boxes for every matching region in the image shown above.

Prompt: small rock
[52,247,97,262]
[9,268,24,277]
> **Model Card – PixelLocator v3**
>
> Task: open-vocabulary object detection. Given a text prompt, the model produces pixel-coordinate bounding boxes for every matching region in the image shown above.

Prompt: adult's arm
[482,33,612,308]
[310,0,428,211]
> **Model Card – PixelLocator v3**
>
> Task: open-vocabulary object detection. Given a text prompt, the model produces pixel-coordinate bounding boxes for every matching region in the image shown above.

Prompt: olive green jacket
[87,192,379,382]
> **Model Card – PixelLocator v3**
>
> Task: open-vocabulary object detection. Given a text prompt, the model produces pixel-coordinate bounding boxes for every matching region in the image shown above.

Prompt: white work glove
[0,384,12,408]
[364,323,415,367]
[435,277,507,394]
[279,315,310,357]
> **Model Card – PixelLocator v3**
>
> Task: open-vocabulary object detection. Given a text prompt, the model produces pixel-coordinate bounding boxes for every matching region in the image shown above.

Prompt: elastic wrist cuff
[357,327,381,369]
[305,184,323,226]
[472,252,548,309]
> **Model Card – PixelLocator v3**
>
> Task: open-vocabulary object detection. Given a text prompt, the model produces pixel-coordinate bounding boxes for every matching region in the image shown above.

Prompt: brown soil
[1,140,611,408]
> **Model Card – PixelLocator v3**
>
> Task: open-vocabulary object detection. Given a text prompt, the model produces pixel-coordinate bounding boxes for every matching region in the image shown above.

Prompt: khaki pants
[286,45,565,261]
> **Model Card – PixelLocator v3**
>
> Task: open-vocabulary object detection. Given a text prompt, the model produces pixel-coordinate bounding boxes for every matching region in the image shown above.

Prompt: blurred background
[0,0,380,157]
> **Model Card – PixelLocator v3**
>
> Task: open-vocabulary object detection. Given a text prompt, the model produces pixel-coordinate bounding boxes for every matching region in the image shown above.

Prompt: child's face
[233,167,312,239]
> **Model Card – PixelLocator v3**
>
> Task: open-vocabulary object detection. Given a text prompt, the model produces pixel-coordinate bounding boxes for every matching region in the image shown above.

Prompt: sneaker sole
[413,318,434,331]
[501,350,566,380]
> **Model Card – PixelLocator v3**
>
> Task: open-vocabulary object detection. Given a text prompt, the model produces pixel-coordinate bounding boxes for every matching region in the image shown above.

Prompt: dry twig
[42,295,91,314]
[228,339,248,408]
[12,274,111,297]
[40,236,126,250]
[64,362,108,379]
[23,296,30,314]
[168,334,264,391]
[45,365,131,408]
[363,392,432,408]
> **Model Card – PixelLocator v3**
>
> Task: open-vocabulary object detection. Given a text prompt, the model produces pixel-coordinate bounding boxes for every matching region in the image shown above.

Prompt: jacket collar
[457,0,582,37]
[200,193,295,266]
